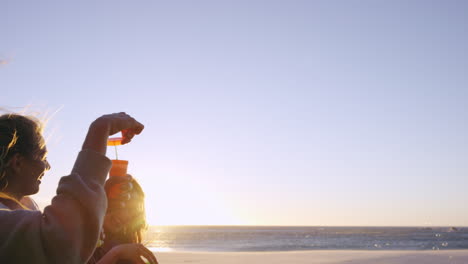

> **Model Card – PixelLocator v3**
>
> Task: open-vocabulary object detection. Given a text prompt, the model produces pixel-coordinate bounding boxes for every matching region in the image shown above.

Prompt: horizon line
[149,224,467,228]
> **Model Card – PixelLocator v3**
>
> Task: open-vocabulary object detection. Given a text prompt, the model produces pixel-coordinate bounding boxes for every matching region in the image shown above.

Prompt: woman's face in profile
[14,143,51,196]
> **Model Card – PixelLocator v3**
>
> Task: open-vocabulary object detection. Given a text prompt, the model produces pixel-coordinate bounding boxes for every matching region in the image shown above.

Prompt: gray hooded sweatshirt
[0,149,111,263]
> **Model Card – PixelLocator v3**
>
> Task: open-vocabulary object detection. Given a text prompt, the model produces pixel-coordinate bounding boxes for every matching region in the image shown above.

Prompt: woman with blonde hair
[0,114,50,210]
[88,175,157,264]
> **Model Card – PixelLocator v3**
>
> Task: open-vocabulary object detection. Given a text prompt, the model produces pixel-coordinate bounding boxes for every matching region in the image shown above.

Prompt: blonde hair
[104,176,148,243]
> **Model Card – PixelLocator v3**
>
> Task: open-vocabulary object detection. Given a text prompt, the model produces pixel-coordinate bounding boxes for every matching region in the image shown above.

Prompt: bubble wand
[108,137,121,160]
[107,135,128,177]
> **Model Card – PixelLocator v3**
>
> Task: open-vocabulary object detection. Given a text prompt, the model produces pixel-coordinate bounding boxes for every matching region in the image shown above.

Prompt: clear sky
[1,0,467,226]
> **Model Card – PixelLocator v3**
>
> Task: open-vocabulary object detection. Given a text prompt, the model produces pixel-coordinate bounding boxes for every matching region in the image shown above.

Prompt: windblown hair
[104,176,148,244]
[0,114,44,208]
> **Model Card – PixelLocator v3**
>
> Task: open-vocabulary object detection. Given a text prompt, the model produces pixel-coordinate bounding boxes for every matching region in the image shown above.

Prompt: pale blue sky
[1,0,467,226]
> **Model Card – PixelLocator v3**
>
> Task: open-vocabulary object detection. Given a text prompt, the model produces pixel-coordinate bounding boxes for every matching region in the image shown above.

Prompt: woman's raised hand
[110,243,158,264]
[96,112,144,144]
[82,112,144,154]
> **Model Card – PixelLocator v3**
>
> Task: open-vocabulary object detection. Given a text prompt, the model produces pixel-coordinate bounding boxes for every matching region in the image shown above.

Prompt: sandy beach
[155,250,468,264]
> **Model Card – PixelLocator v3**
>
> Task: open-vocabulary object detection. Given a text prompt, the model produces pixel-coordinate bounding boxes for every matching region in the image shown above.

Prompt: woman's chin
[26,183,41,195]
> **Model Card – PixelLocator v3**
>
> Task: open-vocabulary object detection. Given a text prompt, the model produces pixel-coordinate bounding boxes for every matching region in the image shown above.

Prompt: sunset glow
[3,0,468,227]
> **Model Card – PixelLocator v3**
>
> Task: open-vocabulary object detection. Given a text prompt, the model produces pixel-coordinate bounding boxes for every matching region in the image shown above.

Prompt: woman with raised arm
[0,112,144,263]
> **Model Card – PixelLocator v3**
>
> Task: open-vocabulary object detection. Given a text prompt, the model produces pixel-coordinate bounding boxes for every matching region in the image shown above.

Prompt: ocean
[144,226,468,252]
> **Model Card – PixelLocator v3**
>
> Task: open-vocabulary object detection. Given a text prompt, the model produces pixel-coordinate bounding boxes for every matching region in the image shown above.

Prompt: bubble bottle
[107,135,131,201]
[107,136,128,177]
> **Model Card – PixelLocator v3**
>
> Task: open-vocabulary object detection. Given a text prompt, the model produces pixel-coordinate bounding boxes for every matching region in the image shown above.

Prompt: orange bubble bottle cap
[107,137,123,146]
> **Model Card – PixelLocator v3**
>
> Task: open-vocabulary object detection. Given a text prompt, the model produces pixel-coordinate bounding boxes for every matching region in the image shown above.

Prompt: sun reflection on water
[148,247,173,252]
